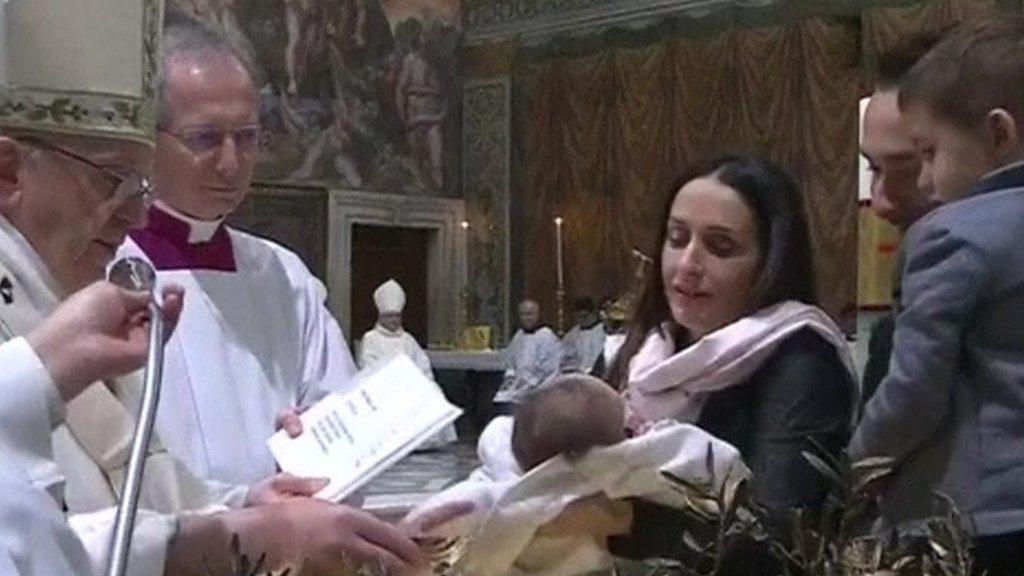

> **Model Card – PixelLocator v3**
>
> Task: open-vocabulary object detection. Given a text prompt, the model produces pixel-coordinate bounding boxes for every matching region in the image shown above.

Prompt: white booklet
[267,355,463,502]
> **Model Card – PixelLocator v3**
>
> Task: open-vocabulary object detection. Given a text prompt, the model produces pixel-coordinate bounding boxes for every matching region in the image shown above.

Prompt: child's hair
[899,17,1024,130]
[511,374,626,471]
[874,30,945,91]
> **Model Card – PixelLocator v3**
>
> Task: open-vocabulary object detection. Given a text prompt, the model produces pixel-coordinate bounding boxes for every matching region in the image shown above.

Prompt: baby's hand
[400,500,476,539]
[624,402,649,436]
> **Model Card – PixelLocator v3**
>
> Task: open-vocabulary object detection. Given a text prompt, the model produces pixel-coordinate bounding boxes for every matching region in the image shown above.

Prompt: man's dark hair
[900,17,1024,130]
[572,297,596,313]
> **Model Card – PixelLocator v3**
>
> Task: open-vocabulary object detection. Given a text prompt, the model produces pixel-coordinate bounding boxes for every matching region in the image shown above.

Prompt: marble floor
[361,440,480,520]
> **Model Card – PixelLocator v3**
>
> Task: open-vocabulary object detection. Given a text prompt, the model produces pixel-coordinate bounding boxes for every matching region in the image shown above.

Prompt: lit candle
[554,216,564,287]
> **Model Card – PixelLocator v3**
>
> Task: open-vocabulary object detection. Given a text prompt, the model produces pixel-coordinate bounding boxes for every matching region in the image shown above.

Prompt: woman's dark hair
[608,155,817,389]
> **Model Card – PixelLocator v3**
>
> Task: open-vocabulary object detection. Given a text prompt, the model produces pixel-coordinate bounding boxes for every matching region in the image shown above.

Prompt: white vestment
[118,204,359,484]
[0,338,92,576]
[407,416,749,576]
[359,324,434,378]
[559,323,605,373]
[0,215,246,576]
[359,324,458,446]
[496,327,562,403]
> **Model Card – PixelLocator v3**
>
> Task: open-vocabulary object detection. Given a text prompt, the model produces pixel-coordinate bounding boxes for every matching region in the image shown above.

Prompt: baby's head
[511,374,627,471]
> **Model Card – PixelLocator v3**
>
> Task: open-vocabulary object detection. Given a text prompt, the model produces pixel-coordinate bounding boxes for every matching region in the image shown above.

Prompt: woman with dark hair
[609,156,856,573]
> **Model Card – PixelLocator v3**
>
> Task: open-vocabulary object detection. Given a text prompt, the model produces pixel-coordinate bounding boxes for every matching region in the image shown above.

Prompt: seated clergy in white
[359,279,457,446]
[494,299,562,407]
[117,20,358,485]
[360,279,434,377]
[559,296,605,373]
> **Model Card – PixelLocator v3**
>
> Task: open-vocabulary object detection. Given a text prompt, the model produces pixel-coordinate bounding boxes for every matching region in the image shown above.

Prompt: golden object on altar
[457,325,492,351]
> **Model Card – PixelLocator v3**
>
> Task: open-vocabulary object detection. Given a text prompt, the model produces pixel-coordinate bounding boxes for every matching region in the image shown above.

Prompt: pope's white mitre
[0,0,164,146]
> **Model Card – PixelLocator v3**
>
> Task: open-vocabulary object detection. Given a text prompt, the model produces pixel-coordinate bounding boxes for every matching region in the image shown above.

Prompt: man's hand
[245,473,329,507]
[26,281,184,402]
[275,405,309,438]
[222,499,429,575]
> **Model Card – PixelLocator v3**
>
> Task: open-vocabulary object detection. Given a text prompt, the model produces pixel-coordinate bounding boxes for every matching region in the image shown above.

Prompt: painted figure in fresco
[395,26,446,189]
[285,0,372,96]
[174,0,249,54]
[288,93,365,186]
[284,0,324,95]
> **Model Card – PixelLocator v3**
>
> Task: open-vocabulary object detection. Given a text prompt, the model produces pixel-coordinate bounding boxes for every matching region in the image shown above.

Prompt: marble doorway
[328,190,466,346]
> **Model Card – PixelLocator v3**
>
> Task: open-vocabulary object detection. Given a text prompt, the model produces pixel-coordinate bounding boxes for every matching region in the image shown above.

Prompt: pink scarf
[624,301,856,426]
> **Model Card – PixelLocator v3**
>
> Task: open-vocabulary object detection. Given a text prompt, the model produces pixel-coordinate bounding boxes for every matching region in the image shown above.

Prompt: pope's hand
[245,472,329,507]
[26,281,184,402]
[221,499,429,575]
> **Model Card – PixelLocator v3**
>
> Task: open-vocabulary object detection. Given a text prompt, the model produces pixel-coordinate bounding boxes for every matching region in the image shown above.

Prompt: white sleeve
[129,451,245,513]
[0,465,94,576]
[297,273,358,404]
[69,508,177,576]
[0,337,65,495]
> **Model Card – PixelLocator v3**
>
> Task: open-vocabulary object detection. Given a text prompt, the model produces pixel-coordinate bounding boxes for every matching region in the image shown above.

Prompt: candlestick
[554,216,565,334]
[459,220,470,344]
[554,217,564,287]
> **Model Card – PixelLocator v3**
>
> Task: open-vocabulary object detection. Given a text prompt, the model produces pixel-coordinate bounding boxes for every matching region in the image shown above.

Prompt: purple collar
[129,206,237,272]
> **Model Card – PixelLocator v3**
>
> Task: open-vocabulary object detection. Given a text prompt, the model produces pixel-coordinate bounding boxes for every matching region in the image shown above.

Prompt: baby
[512,373,628,471]
[406,375,654,575]
[406,373,746,576]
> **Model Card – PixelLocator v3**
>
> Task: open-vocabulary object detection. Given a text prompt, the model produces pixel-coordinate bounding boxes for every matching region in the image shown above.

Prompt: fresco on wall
[171,0,462,195]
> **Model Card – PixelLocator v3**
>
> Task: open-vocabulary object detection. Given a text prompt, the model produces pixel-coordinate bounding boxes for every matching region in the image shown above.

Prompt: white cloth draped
[406,416,749,576]
[625,300,856,425]
[118,226,359,485]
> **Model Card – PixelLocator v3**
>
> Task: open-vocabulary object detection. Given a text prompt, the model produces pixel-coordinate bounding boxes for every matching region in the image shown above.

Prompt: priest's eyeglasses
[23,137,152,202]
[159,124,261,156]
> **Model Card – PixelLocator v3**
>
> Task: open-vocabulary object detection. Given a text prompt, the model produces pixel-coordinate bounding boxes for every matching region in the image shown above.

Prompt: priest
[117,18,359,486]
[590,297,629,380]
[360,279,434,377]
[560,296,605,373]
[359,279,457,446]
[493,299,562,411]
[1,4,434,574]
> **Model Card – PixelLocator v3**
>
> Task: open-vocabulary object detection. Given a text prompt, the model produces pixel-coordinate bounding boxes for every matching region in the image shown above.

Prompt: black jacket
[611,328,853,574]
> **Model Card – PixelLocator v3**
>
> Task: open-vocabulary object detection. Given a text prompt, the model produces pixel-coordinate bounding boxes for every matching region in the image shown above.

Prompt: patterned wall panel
[462,79,511,343]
